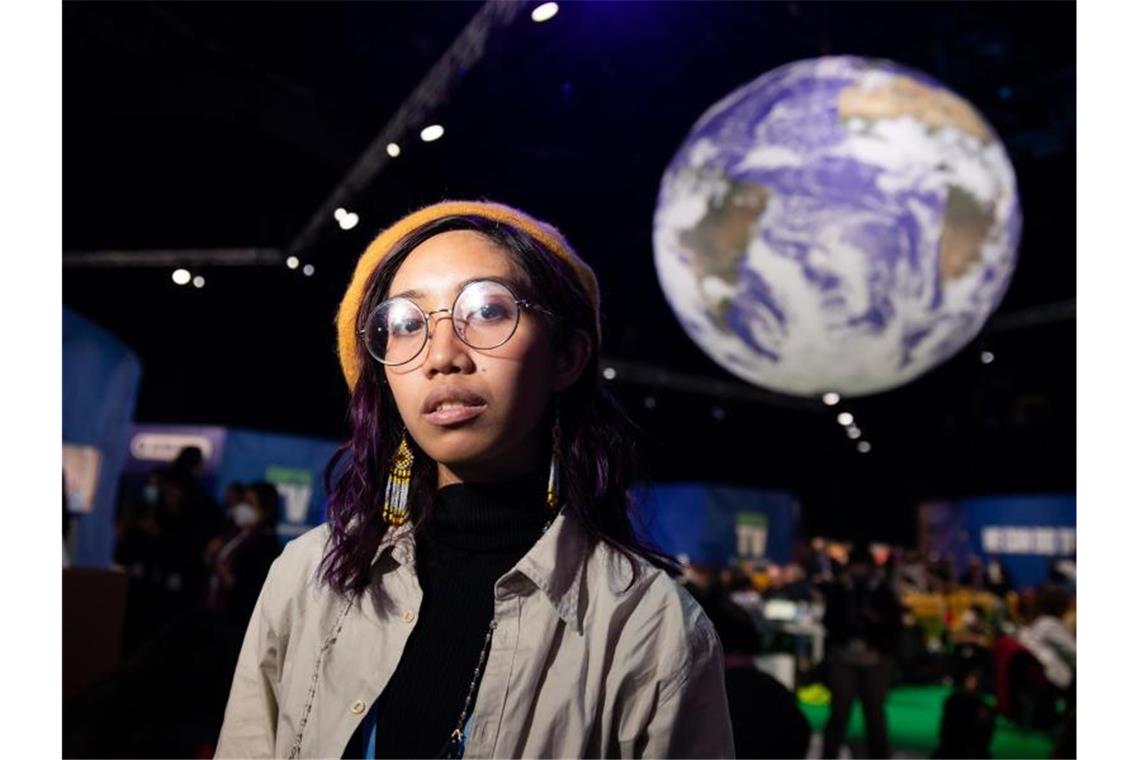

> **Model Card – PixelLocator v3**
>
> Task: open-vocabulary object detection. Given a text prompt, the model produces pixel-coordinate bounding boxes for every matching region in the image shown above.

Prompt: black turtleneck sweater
[344,470,552,759]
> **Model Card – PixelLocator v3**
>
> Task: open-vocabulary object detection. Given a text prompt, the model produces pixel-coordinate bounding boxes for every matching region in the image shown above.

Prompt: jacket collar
[368,508,591,634]
[512,509,590,634]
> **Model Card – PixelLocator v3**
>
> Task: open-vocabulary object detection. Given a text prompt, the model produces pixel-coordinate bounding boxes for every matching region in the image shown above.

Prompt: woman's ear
[552,328,592,392]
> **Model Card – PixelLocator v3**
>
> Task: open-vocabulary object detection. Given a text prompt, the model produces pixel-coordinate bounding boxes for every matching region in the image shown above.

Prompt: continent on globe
[939,186,994,284]
[678,178,769,331]
[837,73,994,144]
[653,56,1021,397]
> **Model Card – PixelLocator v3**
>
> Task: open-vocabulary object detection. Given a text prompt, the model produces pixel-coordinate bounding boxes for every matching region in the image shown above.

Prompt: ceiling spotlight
[420,124,445,142]
[172,268,191,286]
[837,412,854,427]
[846,426,861,439]
[337,211,359,231]
[286,256,300,270]
[822,392,841,406]
[980,351,995,364]
[857,441,872,454]
[387,142,401,158]
[334,207,346,222]
[192,275,205,289]
[531,2,559,22]
[602,367,616,380]
[302,264,315,277]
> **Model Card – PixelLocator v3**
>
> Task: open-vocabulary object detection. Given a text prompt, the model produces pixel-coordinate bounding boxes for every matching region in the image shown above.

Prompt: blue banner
[919,494,1076,589]
[63,308,142,567]
[634,483,800,565]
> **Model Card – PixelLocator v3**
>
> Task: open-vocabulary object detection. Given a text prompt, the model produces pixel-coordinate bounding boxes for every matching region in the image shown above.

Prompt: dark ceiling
[63,1,1076,543]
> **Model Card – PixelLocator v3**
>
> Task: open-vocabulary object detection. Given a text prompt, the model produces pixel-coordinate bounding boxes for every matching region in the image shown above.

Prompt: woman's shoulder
[257,523,335,609]
[276,522,332,570]
[583,537,721,669]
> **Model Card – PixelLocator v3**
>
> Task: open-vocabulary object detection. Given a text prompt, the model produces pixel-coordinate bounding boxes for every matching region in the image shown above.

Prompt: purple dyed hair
[318,215,677,600]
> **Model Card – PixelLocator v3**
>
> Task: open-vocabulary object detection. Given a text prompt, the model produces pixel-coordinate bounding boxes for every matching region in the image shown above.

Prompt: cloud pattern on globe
[653,56,1021,397]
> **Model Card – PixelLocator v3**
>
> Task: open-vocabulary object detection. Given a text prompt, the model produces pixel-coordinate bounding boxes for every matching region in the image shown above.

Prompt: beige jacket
[215,509,735,759]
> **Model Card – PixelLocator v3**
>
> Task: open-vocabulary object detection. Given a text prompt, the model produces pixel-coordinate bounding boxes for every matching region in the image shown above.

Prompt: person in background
[695,573,811,759]
[806,536,834,584]
[959,555,986,591]
[114,468,167,652]
[221,481,247,515]
[948,603,996,694]
[66,481,278,759]
[772,563,816,604]
[898,549,930,594]
[1017,585,1076,709]
[204,481,247,567]
[821,543,904,759]
[1013,586,1039,627]
[154,447,225,615]
[204,481,282,625]
[896,609,940,685]
[984,554,1012,597]
[931,669,996,759]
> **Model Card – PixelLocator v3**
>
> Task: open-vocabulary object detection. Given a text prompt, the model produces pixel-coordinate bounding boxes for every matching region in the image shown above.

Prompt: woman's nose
[423,313,474,375]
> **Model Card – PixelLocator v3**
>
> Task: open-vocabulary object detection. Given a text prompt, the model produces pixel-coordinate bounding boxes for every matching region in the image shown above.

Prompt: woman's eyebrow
[388,275,522,302]
[388,287,424,300]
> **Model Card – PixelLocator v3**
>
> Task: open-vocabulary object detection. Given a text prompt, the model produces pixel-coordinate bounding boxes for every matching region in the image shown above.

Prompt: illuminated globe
[653,56,1021,397]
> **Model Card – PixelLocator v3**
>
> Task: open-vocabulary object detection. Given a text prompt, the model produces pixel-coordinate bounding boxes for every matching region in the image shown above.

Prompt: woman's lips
[423,403,488,426]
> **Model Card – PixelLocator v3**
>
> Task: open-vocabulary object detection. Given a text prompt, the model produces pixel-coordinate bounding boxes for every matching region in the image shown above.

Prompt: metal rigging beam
[283,0,526,261]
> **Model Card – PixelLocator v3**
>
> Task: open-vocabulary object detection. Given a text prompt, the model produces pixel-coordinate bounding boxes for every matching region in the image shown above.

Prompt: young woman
[215,201,734,758]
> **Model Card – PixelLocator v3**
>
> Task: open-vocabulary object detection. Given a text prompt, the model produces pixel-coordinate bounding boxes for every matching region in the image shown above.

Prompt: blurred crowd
[65,447,284,758]
[113,448,282,646]
[64,454,1076,759]
[681,538,1076,759]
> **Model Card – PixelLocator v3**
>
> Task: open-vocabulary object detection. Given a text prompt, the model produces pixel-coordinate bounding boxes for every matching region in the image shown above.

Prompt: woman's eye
[469,302,508,322]
[389,316,424,336]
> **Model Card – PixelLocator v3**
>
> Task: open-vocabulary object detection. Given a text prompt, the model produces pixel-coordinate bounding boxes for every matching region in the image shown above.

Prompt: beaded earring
[382,433,413,526]
[545,400,562,516]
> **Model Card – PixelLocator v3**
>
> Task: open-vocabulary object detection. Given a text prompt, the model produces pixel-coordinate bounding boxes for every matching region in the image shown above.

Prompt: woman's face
[382,230,586,485]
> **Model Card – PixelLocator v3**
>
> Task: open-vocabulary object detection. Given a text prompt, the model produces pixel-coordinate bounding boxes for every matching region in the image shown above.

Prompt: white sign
[130,432,214,462]
[276,482,313,524]
[735,522,768,559]
[981,525,1076,556]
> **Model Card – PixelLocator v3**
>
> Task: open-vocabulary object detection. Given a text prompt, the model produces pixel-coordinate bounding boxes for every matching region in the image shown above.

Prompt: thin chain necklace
[437,514,556,759]
[440,617,497,758]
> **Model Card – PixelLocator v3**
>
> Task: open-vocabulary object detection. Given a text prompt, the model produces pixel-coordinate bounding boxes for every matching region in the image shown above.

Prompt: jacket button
[401,609,416,623]
[350,699,366,715]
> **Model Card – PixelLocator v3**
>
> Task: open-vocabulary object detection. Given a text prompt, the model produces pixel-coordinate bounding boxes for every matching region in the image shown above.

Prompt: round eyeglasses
[359,279,554,366]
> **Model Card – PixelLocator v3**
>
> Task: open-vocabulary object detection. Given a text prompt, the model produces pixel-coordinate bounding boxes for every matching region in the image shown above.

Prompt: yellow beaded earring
[382,434,413,526]
[545,400,562,517]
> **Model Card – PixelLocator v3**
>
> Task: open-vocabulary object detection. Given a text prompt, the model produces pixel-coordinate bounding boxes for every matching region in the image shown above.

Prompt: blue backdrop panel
[920,494,1076,589]
[635,483,800,565]
[214,429,341,540]
[62,308,142,567]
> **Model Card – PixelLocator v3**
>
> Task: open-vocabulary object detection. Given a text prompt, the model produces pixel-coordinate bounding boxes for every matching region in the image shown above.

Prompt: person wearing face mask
[205,482,248,565]
[215,201,734,759]
[204,482,282,625]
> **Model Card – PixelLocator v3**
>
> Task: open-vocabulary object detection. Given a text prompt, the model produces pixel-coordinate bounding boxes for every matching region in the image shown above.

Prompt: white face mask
[230,502,260,528]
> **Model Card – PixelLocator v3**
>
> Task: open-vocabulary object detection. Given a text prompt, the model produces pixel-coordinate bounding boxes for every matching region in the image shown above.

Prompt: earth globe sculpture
[653,56,1021,397]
